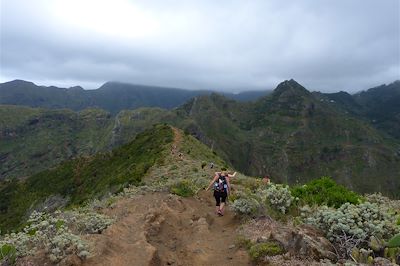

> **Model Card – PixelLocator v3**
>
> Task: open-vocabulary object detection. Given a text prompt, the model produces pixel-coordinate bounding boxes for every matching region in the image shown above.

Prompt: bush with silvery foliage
[0,209,113,264]
[302,202,400,257]
[231,198,260,215]
[261,184,294,214]
[63,209,114,234]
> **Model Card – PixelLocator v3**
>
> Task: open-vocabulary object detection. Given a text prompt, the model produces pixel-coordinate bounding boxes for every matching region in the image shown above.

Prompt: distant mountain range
[313,80,400,140]
[1,79,399,197]
[0,80,271,113]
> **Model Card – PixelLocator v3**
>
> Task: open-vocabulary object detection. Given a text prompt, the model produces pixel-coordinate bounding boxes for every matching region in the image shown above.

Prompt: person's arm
[206,175,219,191]
[228,172,237,178]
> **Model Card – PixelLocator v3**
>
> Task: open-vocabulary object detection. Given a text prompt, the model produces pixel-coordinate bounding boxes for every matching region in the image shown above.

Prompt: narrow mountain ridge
[0,125,174,231]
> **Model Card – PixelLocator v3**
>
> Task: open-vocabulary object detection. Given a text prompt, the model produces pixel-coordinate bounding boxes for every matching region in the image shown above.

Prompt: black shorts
[214,190,227,206]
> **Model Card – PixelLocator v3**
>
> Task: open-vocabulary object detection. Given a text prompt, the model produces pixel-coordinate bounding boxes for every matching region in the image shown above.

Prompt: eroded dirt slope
[84,190,249,266]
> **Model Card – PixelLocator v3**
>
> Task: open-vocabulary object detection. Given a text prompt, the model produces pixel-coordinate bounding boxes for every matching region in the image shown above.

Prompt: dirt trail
[83,128,249,266]
[84,191,249,266]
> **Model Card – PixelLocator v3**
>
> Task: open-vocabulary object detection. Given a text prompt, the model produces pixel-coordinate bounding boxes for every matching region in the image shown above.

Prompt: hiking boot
[217,210,223,216]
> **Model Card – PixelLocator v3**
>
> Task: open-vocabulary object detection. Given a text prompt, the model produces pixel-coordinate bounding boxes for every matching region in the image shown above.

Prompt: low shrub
[170,179,196,197]
[261,184,293,214]
[303,202,399,258]
[237,178,264,191]
[231,198,259,216]
[248,241,285,261]
[0,244,16,264]
[63,209,114,234]
[235,236,252,250]
[388,234,400,248]
[291,177,360,208]
[365,193,400,212]
[0,209,114,264]
[0,211,90,264]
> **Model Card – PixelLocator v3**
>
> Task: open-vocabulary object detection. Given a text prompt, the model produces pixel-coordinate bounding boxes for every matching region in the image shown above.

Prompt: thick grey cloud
[0,0,399,92]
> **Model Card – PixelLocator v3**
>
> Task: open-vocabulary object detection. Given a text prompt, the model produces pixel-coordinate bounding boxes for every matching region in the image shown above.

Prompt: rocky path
[84,191,249,266]
[83,128,249,266]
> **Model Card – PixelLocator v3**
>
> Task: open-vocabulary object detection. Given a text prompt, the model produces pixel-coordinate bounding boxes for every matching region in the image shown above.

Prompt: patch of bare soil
[83,190,250,266]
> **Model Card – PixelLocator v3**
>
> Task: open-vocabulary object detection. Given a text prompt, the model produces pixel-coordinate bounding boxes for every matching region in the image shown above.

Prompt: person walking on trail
[206,171,231,216]
[214,171,237,193]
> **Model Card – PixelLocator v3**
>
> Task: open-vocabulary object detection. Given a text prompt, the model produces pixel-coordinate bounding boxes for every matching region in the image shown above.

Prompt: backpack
[214,174,227,192]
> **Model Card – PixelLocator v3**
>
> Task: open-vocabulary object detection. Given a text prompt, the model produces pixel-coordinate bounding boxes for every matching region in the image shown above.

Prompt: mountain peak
[4,79,36,87]
[68,86,84,91]
[272,79,311,98]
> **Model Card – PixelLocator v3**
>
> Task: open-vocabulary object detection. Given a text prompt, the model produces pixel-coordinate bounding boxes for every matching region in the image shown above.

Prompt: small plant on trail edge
[235,236,252,250]
[291,176,360,208]
[231,198,259,216]
[0,244,16,264]
[170,179,196,197]
[248,241,285,262]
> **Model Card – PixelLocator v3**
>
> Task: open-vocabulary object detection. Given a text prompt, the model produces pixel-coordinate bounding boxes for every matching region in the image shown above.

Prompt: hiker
[215,171,237,182]
[263,175,271,185]
[214,171,236,194]
[206,171,231,216]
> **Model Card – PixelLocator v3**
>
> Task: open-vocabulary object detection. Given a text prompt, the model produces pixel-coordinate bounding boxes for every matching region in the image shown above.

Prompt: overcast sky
[0,0,399,92]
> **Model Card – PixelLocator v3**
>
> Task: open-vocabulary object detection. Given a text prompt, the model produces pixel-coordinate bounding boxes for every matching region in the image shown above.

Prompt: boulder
[243,218,337,261]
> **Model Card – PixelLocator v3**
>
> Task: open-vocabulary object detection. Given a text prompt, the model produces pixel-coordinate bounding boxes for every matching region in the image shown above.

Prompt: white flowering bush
[0,231,34,259]
[304,202,400,257]
[365,193,400,212]
[231,198,260,215]
[63,209,114,234]
[261,184,293,214]
[0,211,89,264]
[0,209,113,264]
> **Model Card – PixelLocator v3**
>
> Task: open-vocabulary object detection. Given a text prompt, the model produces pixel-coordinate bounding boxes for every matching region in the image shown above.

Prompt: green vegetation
[248,242,285,261]
[231,198,259,216]
[2,79,400,198]
[291,177,361,208]
[0,244,16,264]
[0,125,173,231]
[388,234,400,248]
[170,179,196,197]
[232,174,400,263]
[263,184,293,213]
[0,208,112,264]
[303,201,399,258]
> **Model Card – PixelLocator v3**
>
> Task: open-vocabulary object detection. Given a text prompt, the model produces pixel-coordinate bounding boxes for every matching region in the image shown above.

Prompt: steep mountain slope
[0,80,270,114]
[0,125,174,231]
[0,106,173,180]
[171,80,400,197]
[0,126,252,265]
[314,80,400,140]
[354,80,400,139]
[1,80,399,197]
[0,106,113,179]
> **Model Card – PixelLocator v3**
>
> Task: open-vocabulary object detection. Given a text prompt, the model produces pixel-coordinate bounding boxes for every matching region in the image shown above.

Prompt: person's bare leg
[219,202,225,215]
[215,206,220,214]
